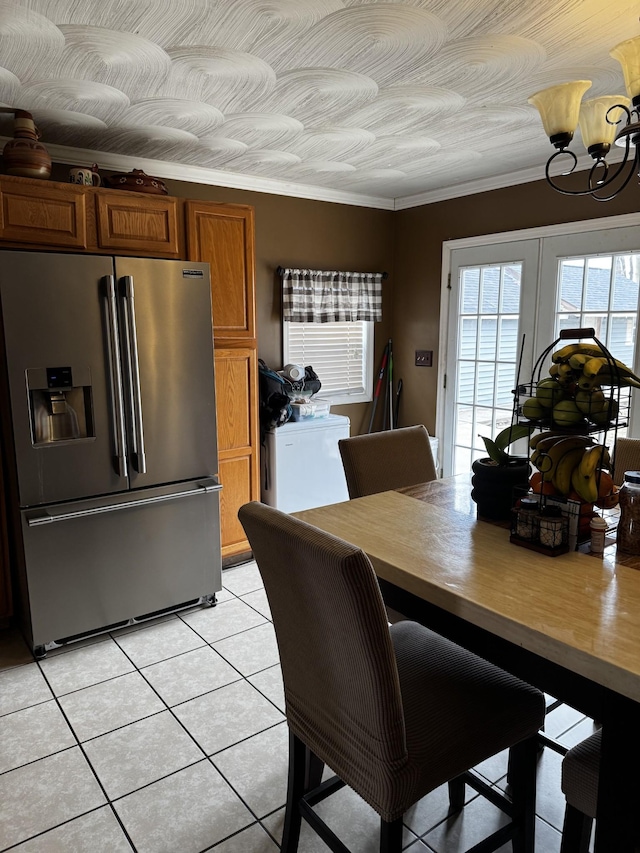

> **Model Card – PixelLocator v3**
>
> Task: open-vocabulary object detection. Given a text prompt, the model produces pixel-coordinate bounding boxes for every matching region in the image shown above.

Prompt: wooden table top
[295,476,640,704]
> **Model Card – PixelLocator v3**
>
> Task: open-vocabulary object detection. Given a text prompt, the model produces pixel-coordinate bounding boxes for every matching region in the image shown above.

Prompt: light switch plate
[415,350,433,367]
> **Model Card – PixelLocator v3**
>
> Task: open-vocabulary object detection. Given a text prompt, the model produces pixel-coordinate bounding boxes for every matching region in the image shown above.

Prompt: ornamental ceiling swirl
[0,0,637,206]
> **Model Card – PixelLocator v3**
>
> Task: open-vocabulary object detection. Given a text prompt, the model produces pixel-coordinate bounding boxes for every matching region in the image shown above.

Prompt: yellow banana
[548,363,560,377]
[531,449,554,474]
[552,343,608,364]
[577,374,602,391]
[545,436,595,476]
[552,447,587,496]
[568,353,591,371]
[578,444,607,479]
[582,355,640,385]
[595,370,640,389]
[571,464,598,503]
[529,430,569,449]
[583,357,609,378]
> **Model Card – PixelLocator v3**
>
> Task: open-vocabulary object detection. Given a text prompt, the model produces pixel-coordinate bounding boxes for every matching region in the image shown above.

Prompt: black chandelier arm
[544,133,637,201]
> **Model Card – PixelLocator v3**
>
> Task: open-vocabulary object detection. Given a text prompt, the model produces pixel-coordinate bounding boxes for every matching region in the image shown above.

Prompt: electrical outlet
[415,350,433,367]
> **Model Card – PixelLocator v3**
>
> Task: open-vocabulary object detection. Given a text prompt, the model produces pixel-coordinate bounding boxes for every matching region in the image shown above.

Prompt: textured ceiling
[0,0,638,208]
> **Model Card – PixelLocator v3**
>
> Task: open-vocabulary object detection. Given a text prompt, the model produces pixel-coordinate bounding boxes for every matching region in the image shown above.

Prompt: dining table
[294,474,640,852]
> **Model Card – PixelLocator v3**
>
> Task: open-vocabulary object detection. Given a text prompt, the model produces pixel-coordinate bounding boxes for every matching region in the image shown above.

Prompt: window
[283,319,373,405]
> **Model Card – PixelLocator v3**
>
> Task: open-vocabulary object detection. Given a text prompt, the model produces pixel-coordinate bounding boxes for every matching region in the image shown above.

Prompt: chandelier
[528,36,640,201]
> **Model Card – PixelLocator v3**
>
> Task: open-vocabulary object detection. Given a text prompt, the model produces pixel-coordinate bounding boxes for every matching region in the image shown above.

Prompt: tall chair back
[238,501,407,794]
[338,425,437,498]
[613,437,640,485]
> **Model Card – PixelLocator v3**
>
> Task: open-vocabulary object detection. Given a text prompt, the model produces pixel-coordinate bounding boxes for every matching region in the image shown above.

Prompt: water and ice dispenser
[28,366,94,444]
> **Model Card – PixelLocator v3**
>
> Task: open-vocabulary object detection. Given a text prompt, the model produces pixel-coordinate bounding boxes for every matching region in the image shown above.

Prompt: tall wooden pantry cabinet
[185,201,259,561]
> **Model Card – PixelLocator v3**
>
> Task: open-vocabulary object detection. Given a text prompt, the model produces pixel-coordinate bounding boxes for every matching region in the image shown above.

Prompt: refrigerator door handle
[26,478,222,526]
[103,275,128,479]
[120,275,147,474]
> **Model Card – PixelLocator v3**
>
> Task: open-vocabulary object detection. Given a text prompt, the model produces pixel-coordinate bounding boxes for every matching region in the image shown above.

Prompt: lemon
[575,388,606,415]
[590,398,619,426]
[552,399,584,427]
[535,378,564,409]
[522,397,545,420]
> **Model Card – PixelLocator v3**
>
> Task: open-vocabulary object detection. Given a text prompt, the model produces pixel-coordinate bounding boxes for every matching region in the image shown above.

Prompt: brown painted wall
[51,162,638,439]
[147,178,395,434]
[393,177,640,438]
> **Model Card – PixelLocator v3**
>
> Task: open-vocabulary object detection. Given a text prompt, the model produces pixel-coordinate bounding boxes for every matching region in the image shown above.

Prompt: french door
[441,241,540,476]
[440,223,640,478]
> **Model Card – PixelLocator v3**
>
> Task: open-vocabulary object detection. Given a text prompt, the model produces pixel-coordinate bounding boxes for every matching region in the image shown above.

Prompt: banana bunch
[551,343,640,390]
[529,431,610,500]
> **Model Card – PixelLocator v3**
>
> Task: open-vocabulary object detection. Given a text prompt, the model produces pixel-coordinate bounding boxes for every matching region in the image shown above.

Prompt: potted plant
[471,424,531,520]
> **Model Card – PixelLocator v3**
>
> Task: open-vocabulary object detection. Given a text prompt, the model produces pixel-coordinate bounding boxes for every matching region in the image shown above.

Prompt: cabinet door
[185,201,255,339]
[96,192,180,256]
[0,178,87,248]
[215,348,260,558]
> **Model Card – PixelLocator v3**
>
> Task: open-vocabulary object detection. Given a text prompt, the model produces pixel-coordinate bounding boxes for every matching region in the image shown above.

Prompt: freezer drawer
[19,479,222,649]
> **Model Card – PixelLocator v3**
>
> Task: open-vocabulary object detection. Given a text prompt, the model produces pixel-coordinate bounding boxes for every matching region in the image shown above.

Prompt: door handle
[26,478,222,525]
[120,275,147,474]
[103,275,128,478]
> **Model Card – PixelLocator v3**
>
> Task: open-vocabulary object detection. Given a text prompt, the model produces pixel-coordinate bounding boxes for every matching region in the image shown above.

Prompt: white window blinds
[283,319,373,404]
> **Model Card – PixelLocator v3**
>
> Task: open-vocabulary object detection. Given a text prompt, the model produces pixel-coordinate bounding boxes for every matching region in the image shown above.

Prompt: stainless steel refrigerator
[0,251,222,655]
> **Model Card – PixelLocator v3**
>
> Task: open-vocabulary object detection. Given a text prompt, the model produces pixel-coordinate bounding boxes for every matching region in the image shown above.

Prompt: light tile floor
[0,560,597,853]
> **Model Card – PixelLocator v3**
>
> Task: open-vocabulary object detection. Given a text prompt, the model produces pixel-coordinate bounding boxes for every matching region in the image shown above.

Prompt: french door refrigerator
[0,251,222,655]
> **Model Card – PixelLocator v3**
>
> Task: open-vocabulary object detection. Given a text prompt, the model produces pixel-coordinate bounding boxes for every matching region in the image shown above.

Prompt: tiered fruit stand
[510,327,637,553]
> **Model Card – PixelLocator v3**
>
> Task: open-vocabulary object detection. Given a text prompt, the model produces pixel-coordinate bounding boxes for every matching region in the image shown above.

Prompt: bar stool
[560,730,600,853]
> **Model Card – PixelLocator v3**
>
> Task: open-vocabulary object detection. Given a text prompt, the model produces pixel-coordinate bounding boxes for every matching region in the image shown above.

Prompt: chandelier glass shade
[528,36,640,201]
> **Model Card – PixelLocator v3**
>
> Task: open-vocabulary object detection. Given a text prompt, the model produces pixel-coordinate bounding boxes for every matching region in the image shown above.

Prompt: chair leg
[559,805,592,853]
[508,735,538,853]
[281,731,306,853]
[304,748,325,792]
[380,816,403,853]
[448,774,466,811]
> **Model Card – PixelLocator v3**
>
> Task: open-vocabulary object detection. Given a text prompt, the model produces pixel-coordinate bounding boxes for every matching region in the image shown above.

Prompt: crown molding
[7,139,626,213]
[33,142,396,210]
[392,149,627,209]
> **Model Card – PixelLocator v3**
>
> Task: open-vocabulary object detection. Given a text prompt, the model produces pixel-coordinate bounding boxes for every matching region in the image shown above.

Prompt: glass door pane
[442,241,539,477]
[539,228,640,437]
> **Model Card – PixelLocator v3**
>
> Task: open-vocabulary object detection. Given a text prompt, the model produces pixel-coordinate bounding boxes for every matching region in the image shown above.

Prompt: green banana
[571,464,598,503]
[578,444,607,479]
[552,447,587,496]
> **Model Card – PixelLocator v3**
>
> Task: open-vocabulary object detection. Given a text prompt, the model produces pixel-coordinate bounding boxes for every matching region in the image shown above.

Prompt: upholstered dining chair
[560,730,600,853]
[613,437,640,486]
[238,500,545,853]
[338,424,437,499]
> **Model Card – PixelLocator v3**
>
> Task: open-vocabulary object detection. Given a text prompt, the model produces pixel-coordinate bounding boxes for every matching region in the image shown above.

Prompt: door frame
[437,211,640,477]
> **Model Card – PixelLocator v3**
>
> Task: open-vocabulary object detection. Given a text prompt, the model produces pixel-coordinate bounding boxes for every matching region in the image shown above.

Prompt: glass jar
[516,497,539,540]
[539,508,567,549]
[616,471,640,555]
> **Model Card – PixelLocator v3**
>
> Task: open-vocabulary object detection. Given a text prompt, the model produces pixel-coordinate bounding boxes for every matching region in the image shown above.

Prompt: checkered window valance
[280,267,383,323]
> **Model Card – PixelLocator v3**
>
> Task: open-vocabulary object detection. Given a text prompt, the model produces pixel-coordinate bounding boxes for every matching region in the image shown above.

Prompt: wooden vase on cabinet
[2,110,51,180]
